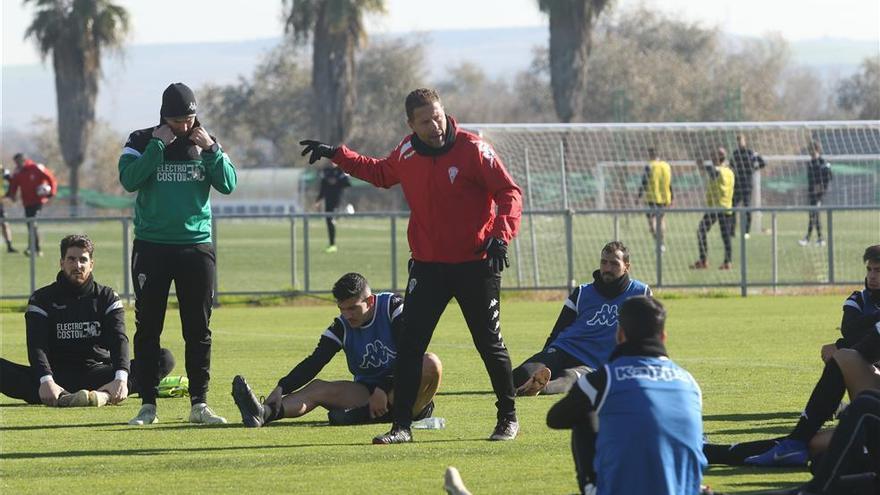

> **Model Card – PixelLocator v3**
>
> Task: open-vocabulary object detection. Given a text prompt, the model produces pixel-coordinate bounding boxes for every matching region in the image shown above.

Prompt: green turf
[0,293,850,494]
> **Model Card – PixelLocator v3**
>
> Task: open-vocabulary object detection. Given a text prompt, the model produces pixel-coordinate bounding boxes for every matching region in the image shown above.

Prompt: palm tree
[283,0,386,145]
[538,0,609,122]
[24,0,129,214]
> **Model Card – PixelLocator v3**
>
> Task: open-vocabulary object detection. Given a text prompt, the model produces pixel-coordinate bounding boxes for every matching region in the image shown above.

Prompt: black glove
[476,237,510,274]
[299,139,338,165]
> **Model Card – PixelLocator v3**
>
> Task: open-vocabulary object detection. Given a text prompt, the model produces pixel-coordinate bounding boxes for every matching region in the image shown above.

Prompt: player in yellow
[637,148,673,252]
[691,147,735,270]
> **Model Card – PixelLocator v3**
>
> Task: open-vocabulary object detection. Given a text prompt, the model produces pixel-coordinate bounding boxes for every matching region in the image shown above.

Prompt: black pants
[571,423,598,492]
[324,199,339,246]
[732,187,753,234]
[0,349,175,404]
[24,204,42,253]
[513,347,591,395]
[132,240,215,405]
[806,193,825,240]
[804,389,880,494]
[697,212,733,263]
[392,259,516,427]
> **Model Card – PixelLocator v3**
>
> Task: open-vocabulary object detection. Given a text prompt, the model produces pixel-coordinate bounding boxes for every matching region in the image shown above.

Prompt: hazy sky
[2,0,879,66]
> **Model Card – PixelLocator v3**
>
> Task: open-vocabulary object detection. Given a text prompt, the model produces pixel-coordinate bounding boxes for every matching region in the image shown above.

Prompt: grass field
[0,292,853,494]
[2,210,878,300]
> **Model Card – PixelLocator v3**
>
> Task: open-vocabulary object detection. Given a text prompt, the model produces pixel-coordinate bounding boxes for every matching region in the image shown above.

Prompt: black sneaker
[372,424,413,444]
[413,400,435,421]
[488,417,519,441]
[231,375,265,427]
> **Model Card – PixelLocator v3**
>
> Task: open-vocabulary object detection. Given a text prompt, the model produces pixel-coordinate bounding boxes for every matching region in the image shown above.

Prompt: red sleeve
[474,140,522,242]
[6,174,19,200]
[333,145,400,189]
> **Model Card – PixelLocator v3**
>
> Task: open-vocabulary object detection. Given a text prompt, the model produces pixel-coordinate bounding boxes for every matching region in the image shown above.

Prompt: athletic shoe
[798,238,810,247]
[23,249,43,257]
[743,233,751,240]
[488,417,519,441]
[157,375,189,398]
[744,438,808,466]
[816,239,826,247]
[231,375,265,427]
[413,400,435,421]
[129,404,158,425]
[56,389,91,407]
[6,246,17,253]
[325,245,338,253]
[189,403,227,424]
[372,424,413,444]
[690,259,708,269]
[719,261,733,270]
[444,466,472,495]
[89,390,110,407]
[517,366,551,396]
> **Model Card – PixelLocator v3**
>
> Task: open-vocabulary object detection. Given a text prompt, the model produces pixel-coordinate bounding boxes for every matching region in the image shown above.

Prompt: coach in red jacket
[6,153,57,256]
[301,88,522,445]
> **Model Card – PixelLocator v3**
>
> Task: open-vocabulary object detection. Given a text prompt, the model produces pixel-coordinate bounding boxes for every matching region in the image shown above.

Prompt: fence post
[565,210,574,291]
[513,236,522,288]
[122,218,131,304]
[655,210,663,288]
[303,215,310,293]
[212,217,219,307]
[739,209,748,297]
[26,218,36,294]
[390,215,398,292]
[827,209,834,283]
[613,214,620,241]
[771,212,778,292]
[524,148,540,287]
[560,140,569,210]
[290,215,297,290]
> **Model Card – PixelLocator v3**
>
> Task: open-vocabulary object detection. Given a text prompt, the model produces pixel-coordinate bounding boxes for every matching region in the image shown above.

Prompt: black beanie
[160,83,197,119]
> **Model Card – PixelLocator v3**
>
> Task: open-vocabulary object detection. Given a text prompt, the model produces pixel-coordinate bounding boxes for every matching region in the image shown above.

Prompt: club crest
[448,166,459,184]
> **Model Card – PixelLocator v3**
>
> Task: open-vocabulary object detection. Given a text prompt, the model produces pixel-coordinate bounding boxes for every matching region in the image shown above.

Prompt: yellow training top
[644,159,672,205]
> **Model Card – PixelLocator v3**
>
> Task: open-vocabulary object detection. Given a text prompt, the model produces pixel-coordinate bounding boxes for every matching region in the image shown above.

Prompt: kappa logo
[586,303,619,326]
[448,166,459,184]
[488,298,498,309]
[614,365,690,383]
[137,273,147,290]
[51,303,67,310]
[187,101,197,112]
[360,340,397,369]
[407,278,417,294]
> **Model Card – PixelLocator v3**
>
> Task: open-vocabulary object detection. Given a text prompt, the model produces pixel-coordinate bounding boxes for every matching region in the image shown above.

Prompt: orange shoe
[719,262,733,270]
[690,259,708,269]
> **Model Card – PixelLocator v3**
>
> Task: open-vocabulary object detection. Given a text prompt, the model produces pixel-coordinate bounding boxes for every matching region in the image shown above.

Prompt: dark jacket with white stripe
[25,273,129,379]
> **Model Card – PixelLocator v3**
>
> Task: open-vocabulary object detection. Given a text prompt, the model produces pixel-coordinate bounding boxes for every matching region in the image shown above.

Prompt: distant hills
[2,27,877,133]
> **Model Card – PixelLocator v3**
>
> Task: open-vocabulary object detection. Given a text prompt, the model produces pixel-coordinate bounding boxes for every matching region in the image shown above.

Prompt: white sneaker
[798,238,809,247]
[743,233,751,240]
[89,390,111,407]
[129,404,158,425]
[444,466,472,495]
[189,403,227,424]
[816,239,826,247]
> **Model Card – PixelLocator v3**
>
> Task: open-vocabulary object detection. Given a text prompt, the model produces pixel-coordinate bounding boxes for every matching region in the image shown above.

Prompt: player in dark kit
[313,164,351,253]
[231,273,442,428]
[799,141,832,247]
[0,234,176,407]
[729,134,766,239]
[119,82,237,425]
[301,88,522,444]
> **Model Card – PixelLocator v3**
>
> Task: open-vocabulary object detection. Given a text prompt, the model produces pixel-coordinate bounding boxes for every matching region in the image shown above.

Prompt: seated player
[705,245,880,467]
[231,272,441,427]
[546,296,706,495]
[0,234,176,407]
[513,241,651,396]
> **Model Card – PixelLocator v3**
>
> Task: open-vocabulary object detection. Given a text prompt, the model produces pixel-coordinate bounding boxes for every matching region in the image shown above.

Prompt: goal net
[461,121,880,290]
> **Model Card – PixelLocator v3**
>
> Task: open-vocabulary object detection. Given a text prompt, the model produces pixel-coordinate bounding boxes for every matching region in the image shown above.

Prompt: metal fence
[1,206,878,300]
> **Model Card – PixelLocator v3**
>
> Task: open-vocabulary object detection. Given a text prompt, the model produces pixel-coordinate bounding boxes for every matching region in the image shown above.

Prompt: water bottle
[411,417,446,429]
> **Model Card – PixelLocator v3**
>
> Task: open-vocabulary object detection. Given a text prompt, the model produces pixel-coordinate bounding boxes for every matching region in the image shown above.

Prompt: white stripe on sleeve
[122,146,142,158]
[105,300,124,314]
[27,305,48,317]
[577,373,599,404]
[322,328,342,346]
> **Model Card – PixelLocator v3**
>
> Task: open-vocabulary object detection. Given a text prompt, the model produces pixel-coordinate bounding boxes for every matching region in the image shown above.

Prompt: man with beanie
[119,82,237,425]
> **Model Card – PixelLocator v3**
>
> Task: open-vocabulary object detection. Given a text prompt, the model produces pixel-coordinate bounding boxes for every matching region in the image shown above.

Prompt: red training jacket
[334,116,522,263]
[6,160,58,207]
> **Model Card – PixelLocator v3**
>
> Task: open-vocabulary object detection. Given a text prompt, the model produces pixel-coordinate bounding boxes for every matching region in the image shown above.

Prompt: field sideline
[0,293,851,494]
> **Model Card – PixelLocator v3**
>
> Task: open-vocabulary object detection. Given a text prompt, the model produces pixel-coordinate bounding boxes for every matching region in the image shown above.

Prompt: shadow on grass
[0,403,33,408]
[435,390,493,397]
[0,438,487,460]
[0,421,124,432]
[711,425,797,436]
[707,465,806,477]
[704,412,800,422]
